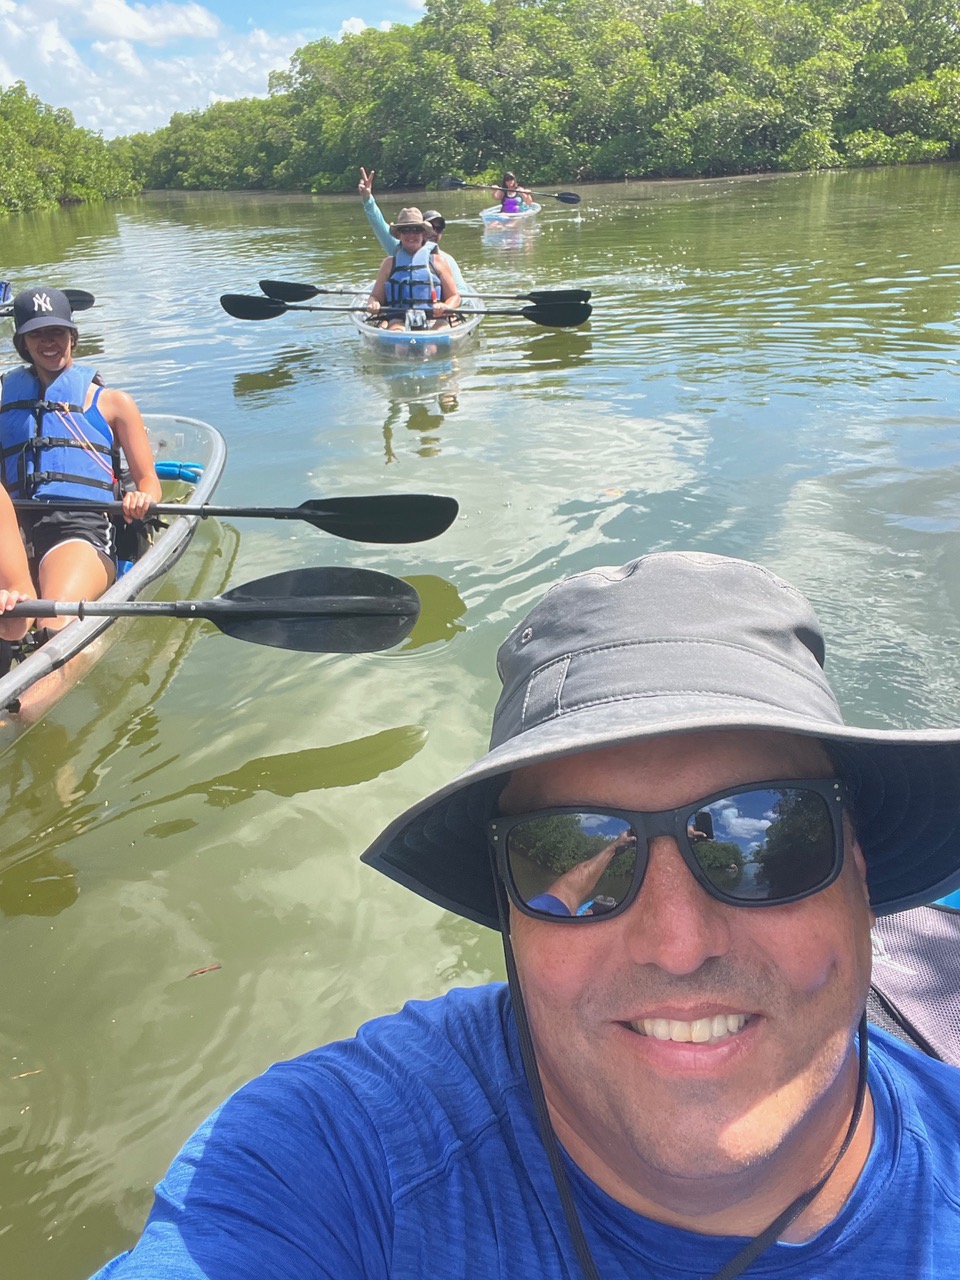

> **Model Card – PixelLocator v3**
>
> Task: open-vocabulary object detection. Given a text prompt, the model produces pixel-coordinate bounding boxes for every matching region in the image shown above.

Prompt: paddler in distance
[491,170,533,211]
[0,287,162,633]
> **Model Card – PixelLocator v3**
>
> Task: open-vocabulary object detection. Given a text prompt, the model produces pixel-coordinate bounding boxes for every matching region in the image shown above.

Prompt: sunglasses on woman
[488,778,846,922]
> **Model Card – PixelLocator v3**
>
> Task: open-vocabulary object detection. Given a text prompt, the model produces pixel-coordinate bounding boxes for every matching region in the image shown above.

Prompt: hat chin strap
[493,872,870,1280]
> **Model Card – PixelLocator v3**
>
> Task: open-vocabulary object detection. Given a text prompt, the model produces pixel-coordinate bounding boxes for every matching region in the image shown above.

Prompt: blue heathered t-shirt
[91,983,960,1279]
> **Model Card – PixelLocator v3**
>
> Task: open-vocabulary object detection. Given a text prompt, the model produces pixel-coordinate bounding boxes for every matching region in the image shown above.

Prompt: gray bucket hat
[362,551,960,929]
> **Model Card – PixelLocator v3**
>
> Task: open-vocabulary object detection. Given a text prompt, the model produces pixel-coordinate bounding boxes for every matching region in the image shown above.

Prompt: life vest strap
[0,436,113,462]
[0,398,86,415]
[27,470,116,493]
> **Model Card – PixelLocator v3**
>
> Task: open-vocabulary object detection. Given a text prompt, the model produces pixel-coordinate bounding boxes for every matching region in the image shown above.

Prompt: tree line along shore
[2,0,959,217]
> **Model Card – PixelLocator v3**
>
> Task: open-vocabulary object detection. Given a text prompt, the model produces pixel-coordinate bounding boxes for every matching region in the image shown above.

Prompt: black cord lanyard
[496,877,870,1280]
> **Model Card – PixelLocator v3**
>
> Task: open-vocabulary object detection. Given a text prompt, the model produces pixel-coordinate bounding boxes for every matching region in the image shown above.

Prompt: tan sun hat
[388,207,432,237]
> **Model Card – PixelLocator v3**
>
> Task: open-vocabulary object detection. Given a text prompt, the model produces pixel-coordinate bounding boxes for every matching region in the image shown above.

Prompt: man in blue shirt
[91,552,960,1278]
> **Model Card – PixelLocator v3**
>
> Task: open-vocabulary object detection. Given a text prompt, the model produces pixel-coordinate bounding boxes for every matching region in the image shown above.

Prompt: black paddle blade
[221,293,287,320]
[522,302,592,328]
[526,289,591,305]
[217,566,420,652]
[554,192,581,204]
[63,288,96,310]
[299,494,459,543]
[439,175,467,190]
[260,279,319,302]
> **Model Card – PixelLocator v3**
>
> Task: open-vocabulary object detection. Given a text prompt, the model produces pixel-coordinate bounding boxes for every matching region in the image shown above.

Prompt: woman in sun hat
[365,208,461,331]
[0,286,161,633]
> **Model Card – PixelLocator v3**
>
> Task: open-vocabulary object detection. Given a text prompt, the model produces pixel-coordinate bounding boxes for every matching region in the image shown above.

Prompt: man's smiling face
[502,728,874,1204]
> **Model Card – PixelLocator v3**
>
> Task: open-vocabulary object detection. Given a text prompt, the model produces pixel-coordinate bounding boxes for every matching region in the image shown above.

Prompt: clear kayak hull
[0,414,227,736]
[480,203,542,225]
[348,290,484,360]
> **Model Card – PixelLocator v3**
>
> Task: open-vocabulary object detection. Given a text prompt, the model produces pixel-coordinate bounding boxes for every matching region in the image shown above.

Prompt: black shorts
[20,508,117,571]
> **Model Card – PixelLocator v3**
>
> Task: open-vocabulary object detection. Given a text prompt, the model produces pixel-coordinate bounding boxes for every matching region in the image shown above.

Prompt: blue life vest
[0,363,117,501]
[385,244,441,309]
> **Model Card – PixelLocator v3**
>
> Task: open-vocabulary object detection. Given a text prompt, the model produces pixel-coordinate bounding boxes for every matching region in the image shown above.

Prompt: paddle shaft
[9,594,412,621]
[13,499,368,522]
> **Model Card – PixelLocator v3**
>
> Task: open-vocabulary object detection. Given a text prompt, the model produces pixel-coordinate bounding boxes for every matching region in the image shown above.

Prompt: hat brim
[361,700,960,930]
[16,315,77,336]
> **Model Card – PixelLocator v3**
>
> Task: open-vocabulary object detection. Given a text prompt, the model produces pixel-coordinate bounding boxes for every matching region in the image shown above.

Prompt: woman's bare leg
[36,541,115,633]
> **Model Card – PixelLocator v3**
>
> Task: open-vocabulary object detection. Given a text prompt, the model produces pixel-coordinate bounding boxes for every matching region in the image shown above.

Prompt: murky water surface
[1,165,959,1276]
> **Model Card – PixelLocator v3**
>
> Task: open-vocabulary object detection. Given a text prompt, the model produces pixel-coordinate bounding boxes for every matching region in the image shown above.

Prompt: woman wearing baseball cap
[0,286,161,633]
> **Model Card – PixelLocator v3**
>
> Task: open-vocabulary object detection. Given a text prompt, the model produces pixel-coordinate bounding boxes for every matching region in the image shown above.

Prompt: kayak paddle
[7,566,421,653]
[259,279,590,308]
[221,293,591,328]
[439,176,581,205]
[13,494,459,545]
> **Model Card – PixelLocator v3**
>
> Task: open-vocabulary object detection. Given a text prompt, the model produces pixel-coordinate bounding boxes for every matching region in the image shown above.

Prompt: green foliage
[842,127,949,163]
[0,82,137,216]
[7,0,960,210]
[693,839,744,875]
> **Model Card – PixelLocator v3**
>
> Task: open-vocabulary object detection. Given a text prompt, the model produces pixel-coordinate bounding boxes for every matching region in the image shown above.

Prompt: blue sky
[0,0,424,138]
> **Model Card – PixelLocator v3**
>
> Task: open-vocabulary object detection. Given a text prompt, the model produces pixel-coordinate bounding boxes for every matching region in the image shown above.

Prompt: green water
[1,165,959,1277]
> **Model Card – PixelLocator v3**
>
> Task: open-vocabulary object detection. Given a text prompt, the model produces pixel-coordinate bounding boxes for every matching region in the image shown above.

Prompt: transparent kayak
[348,289,485,359]
[0,414,227,732]
[480,203,542,226]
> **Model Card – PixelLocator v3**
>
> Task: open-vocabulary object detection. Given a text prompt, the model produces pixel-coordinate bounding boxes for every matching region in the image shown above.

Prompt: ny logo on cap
[32,292,54,313]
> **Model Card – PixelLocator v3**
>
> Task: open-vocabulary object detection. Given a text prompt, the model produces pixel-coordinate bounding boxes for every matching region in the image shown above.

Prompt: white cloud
[59,0,220,44]
[0,0,303,135]
[0,0,420,137]
[90,37,147,76]
[338,15,392,36]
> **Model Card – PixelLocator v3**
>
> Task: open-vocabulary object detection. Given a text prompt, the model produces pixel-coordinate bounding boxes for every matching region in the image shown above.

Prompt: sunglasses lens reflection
[504,787,837,919]
[507,813,637,918]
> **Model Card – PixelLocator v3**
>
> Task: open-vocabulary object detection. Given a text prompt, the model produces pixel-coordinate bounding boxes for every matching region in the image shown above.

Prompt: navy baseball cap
[13,287,78,336]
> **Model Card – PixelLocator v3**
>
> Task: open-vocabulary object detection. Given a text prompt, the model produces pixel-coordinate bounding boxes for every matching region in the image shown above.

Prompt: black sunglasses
[488,778,846,922]
[428,218,446,231]
[396,225,423,235]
